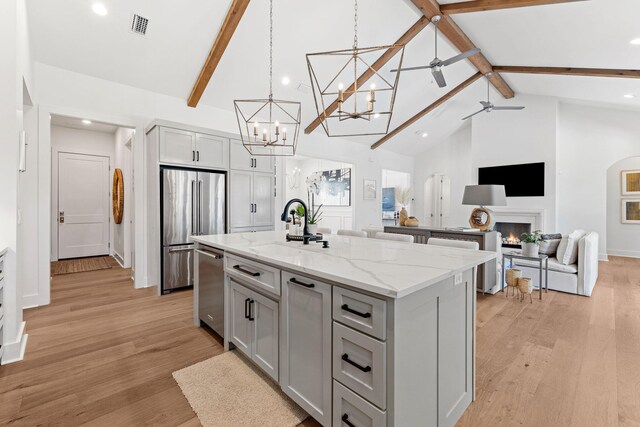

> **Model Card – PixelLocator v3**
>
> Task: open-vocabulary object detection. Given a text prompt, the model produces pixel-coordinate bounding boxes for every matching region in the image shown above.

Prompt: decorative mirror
[112,168,124,224]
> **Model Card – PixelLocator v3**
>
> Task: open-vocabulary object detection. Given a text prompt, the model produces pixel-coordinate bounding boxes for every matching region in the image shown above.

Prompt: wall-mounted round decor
[112,168,124,224]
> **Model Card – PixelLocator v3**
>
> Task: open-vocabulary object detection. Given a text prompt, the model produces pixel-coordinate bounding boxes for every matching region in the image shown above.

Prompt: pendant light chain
[269,0,273,100]
[353,0,358,50]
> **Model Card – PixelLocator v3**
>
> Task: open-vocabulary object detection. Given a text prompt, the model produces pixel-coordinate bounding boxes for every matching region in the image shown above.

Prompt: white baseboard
[113,253,124,268]
[607,249,640,259]
[22,294,40,309]
[1,321,29,364]
[599,253,609,261]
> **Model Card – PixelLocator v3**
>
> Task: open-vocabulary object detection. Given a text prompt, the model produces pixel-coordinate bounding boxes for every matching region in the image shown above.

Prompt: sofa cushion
[539,238,561,256]
[514,257,578,274]
[557,230,586,265]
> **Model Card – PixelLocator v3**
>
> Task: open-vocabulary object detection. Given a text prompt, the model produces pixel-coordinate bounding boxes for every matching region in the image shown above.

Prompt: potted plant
[294,203,323,235]
[520,230,545,257]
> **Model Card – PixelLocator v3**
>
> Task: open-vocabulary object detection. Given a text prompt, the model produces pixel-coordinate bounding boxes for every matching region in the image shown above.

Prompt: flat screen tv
[478,162,545,197]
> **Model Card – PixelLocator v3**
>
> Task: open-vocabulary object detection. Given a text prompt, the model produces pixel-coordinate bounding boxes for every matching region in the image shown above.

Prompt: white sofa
[512,232,599,296]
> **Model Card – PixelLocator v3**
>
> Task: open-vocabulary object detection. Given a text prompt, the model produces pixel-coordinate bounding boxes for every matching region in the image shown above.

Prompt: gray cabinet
[158,127,229,170]
[280,271,332,427]
[229,170,274,231]
[230,139,274,173]
[229,279,279,381]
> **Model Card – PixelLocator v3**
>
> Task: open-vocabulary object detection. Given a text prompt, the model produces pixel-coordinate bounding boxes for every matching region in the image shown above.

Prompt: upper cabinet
[159,127,229,170]
[230,139,274,173]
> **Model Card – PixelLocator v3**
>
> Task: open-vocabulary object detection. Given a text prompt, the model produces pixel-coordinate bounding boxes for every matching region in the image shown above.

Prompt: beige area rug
[173,351,307,427]
[51,256,113,275]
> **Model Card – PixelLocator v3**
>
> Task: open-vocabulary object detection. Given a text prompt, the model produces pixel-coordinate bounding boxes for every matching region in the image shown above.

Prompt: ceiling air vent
[131,14,149,36]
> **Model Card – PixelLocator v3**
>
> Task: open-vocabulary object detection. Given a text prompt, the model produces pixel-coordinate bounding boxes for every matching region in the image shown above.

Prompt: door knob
[59,211,65,223]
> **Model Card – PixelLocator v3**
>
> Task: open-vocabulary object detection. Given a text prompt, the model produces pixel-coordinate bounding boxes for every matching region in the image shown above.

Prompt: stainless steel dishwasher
[196,247,224,337]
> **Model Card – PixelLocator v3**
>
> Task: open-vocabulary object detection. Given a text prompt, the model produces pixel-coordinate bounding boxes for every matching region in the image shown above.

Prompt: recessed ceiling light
[630,38,640,46]
[623,94,636,99]
[92,3,108,16]
[82,119,92,125]
[373,113,381,119]
[281,76,290,86]
[421,132,429,138]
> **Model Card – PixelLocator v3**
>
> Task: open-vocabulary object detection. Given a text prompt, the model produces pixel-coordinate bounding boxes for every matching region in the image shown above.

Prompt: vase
[307,224,318,236]
[405,216,419,227]
[521,242,539,257]
[399,207,408,226]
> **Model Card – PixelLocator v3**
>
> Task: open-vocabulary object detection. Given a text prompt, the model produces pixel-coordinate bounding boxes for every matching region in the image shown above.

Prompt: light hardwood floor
[1,256,638,426]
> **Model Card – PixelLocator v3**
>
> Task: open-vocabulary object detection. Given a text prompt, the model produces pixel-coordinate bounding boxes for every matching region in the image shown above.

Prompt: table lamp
[462,185,507,231]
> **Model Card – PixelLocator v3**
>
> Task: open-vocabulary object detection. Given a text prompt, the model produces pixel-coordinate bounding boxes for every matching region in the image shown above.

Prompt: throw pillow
[539,238,561,255]
[542,233,562,240]
[557,230,586,265]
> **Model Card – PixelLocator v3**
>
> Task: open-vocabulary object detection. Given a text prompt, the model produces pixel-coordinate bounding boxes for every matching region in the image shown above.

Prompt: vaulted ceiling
[27,0,640,154]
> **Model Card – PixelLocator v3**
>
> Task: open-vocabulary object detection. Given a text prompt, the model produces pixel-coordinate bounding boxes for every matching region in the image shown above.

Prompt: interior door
[58,152,110,259]
[253,172,274,227]
[230,170,254,229]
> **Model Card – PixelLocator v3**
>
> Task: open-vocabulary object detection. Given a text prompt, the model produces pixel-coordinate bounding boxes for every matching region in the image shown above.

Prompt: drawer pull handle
[244,298,250,319]
[341,304,371,318]
[342,414,356,427]
[289,277,315,288]
[342,354,371,373]
[233,265,261,277]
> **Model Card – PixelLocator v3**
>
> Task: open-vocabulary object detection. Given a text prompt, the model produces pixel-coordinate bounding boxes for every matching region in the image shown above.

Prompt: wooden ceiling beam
[187,0,251,108]
[493,65,640,78]
[410,0,514,99]
[304,16,432,134]
[370,72,482,150]
[440,0,586,15]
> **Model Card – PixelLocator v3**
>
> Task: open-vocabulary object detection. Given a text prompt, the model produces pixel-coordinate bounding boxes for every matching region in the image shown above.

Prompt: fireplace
[494,222,532,248]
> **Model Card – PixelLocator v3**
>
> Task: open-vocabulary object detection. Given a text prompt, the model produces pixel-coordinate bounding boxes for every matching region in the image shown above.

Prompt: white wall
[1,0,32,363]
[607,157,640,258]
[50,125,116,261]
[414,124,473,228]
[285,157,354,232]
[557,102,640,259]
[113,127,135,266]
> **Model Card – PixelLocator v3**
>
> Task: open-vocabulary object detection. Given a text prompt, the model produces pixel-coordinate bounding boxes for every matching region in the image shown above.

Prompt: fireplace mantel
[490,207,545,232]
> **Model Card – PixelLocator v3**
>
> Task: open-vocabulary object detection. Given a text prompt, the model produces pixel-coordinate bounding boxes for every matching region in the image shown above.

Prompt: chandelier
[306,0,405,137]
[234,0,301,156]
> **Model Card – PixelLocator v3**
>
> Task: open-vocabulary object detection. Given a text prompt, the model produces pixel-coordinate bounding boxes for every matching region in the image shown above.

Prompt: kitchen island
[193,231,496,427]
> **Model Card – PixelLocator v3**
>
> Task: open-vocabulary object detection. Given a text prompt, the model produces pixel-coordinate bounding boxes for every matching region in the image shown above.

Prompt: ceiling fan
[391,15,480,88]
[462,74,525,120]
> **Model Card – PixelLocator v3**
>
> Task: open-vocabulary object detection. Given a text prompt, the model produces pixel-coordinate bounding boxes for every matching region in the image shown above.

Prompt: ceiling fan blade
[492,106,525,110]
[391,64,435,73]
[462,109,486,121]
[432,68,447,88]
[441,48,481,67]
[480,101,491,108]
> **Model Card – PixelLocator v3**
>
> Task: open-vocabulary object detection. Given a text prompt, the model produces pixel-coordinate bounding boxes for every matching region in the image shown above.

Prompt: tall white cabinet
[229,139,275,233]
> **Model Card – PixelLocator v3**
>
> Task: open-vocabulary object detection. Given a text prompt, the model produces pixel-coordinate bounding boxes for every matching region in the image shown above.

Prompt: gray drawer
[333,287,387,340]
[333,322,386,409]
[225,253,281,296]
[333,380,386,427]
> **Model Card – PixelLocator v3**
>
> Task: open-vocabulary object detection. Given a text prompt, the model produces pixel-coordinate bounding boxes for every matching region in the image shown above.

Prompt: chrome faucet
[281,198,317,245]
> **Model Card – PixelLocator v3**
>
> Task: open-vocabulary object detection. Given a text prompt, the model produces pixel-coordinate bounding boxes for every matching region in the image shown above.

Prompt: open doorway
[49,115,135,275]
[285,156,354,234]
[381,169,412,227]
[606,156,640,258]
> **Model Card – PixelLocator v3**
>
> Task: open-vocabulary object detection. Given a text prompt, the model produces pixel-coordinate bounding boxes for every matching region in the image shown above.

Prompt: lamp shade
[462,185,507,206]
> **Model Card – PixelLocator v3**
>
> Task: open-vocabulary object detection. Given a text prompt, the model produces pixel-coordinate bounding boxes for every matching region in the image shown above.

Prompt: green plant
[295,203,306,218]
[520,230,545,245]
[308,204,323,224]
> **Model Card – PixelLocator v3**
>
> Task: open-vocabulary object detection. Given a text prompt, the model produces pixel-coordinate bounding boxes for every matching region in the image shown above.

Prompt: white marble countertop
[193,231,496,299]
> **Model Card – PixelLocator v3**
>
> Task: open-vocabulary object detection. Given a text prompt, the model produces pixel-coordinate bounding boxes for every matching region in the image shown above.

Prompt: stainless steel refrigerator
[161,167,226,294]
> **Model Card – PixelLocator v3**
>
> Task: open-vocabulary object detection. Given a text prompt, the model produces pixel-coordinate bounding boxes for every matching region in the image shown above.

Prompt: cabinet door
[230,139,254,171]
[159,127,196,165]
[230,170,254,229]
[252,291,279,381]
[253,172,274,228]
[195,133,229,170]
[229,279,253,358]
[253,155,274,174]
[280,273,332,426]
